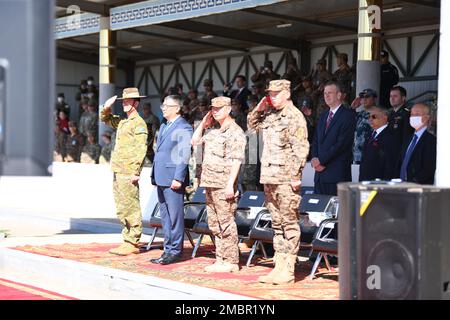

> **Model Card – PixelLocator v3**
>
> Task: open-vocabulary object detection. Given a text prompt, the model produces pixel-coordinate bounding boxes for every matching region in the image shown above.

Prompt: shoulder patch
[136,126,147,134]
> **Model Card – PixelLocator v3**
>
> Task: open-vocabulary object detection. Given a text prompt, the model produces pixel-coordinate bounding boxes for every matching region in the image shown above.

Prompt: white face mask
[409,116,423,130]
[57,97,64,103]
[87,80,93,86]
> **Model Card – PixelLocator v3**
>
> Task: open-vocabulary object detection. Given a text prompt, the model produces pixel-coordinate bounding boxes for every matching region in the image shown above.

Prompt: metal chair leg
[185,231,195,248]
[246,240,260,267]
[310,252,323,280]
[146,227,158,251]
[323,254,332,271]
[191,234,204,258]
[209,235,216,246]
[259,242,268,258]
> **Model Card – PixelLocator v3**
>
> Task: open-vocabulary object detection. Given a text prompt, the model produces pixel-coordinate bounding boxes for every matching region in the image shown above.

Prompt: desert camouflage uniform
[248,80,309,255]
[80,143,101,164]
[101,107,148,245]
[199,107,246,264]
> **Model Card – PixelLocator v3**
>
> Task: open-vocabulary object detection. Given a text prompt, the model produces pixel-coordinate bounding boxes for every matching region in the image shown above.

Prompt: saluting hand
[256,97,269,112]
[104,95,117,110]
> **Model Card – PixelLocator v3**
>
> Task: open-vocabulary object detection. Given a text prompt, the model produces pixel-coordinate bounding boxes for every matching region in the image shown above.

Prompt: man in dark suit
[150,95,193,265]
[397,103,436,184]
[223,75,251,113]
[359,106,402,181]
[311,81,356,195]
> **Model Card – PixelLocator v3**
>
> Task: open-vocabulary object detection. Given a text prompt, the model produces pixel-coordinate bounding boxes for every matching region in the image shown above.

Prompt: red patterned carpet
[0,278,75,300]
[12,241,339,300]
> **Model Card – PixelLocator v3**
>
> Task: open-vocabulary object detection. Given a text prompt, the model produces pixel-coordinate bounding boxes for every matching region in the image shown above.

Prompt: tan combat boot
[205,259,239,273]
[257,252,286,284]
[109,242,140,256]
[272,253,297,285]
[204,258,224,272]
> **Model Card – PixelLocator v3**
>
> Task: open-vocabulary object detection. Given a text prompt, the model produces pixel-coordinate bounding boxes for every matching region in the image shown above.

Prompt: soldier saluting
[100,88,148,256]
[191,97,246,273]
[248,79,309,284]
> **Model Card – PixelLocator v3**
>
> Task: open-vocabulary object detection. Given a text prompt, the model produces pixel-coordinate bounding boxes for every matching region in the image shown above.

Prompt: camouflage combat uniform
[99,141,113,164]
[199,98,246,265]
[353,109,372,164]
[80,143,101,164]
[79,111,98,138]
[101,107,148,246]
[247,80,309,256]
[333,65,353,102]
[54,130,67,162]
[65,133,84,162]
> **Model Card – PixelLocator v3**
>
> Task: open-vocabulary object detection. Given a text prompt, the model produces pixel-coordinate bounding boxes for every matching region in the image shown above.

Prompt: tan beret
[211,96,231,108]
[266,79,291,92]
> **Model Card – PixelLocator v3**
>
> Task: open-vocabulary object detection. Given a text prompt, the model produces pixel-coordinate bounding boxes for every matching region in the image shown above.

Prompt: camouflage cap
[266,79,291,92]
[210,96,231,108]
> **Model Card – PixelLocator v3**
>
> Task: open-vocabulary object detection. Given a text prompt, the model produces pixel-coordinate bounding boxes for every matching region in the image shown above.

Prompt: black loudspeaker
[338,182,450,300]
[0,0,54,175]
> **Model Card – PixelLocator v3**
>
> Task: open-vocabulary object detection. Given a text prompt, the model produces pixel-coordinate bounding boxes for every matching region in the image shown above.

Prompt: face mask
[409,116,423,130]
[57,97,64,103]
[87,81,93,86]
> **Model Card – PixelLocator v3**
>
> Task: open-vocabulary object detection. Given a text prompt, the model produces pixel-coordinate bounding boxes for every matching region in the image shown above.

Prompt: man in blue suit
[311,81,356,195]
[150,95,193,265]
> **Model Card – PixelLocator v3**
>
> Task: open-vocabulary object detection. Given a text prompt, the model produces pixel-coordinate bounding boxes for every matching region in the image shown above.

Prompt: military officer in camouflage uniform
[311,59,332,123]
[100,88,148,256]
[191,96,246,273]
[332,53,353,103]
[353,89,377,164]
[248,79,309,285]
[65,121,84,162]
[79,100,98,141]
[80,132,102,164]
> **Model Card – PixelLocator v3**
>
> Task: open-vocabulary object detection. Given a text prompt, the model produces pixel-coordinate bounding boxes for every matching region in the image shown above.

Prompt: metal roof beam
[161,20,299,50]
[56,0,110,16]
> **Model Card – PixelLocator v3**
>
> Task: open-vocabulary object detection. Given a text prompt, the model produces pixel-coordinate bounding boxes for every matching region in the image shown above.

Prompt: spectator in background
[388,86,414,146]
[187,89,200,110]
[80,131,102,164]
[86,76,99,101]
[380,50,399,108]
[99,131,113,164]
[56,93,70,118]
[311,59,332,123]
[65,121,84,162]
[230,98,247,132]
[142,102,160,137]
[79,100,98,141]
[353,89,377,164]
[175,83,188,104]
[282,55,302,101]
[251,60,280,88]
[296,75,316,123]
[359,106,401,181]
[251,82,266,101]
[53,119,67,162]
[58,110,70,134]
[75,80,89,108]
[223,75,251,113]
[247,94,259,112]
[332,53,352,103]
[201,79,217,106]
[397,103,436,184]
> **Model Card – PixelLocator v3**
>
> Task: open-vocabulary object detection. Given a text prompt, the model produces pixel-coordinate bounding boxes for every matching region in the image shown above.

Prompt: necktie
[325,111,334,132]
[400,134,419,181]
[369,130,377,142]
[160,121,171,137]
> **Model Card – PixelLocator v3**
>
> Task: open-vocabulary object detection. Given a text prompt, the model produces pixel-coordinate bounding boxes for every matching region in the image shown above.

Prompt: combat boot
[204,258,224,272]
[109,242,140,256]
[257,252,285,284]
[205,260,239,273]
[272,253,297,285]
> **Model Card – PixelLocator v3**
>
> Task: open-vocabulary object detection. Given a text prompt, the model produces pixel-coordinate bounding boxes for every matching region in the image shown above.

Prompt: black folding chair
[146,187,206,251]
[191,191,266,258]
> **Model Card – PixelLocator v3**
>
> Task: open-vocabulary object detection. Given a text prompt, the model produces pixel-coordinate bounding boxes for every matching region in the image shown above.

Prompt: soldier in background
[55,93,70,118]
[251,60,280,88]
[99,131,113,164]
[101,88,148,256]
[65,121,84,162]
[191,96,246,273]
[380,50,399,108]
[201,79,218,106]
[53,119,67,162]
[248,79,309,285]
[332,53,352,103]
[311,59,332,123]
[388,86,414,146]
[80,131,102,164]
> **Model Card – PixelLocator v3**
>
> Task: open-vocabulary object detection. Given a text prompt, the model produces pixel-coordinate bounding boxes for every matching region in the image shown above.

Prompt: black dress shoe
[160,253,182,265]
[150,252,170,264]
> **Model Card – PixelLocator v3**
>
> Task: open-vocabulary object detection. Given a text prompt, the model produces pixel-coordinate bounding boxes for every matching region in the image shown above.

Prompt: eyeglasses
[369,114,378,119]
[161,104,179,109]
